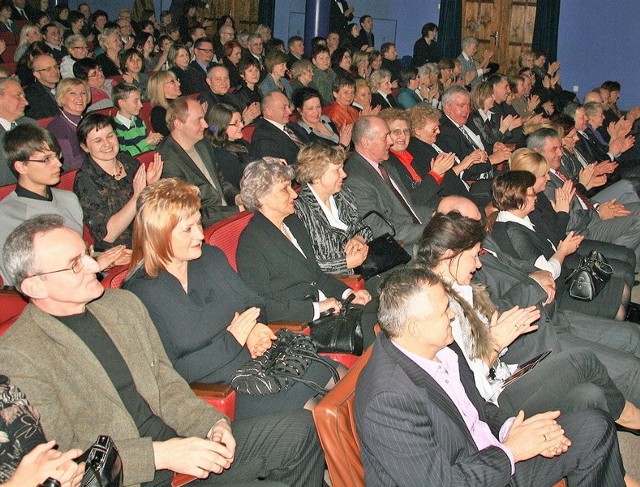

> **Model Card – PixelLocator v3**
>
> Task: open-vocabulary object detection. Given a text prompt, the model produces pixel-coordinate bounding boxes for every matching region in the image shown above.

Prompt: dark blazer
[158,135,238,226]
[0,117,38,185]
[435,114,492,181]
[385,152,440,211]
[329,0,353,35]
[543,170,596,234]
[169,66,190,91]
[237,211,349,322]
[490,101,526,148]
[23,82,60,120]
[356,29,374,49]
[197,89,242,111]
[250,118,310,165]
[370,91,398,109]
[412,37,440,67]
[343,151,427,247]
[182,60,214,95]
[355,335,513,487]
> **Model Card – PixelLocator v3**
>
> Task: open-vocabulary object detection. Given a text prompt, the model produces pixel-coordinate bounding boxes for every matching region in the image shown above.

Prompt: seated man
[0,215,325,486]
[0,124,127,282]
[183,38,216,95]
[23,53,61,120]
[355,266,628,486]
[158,96,239,226]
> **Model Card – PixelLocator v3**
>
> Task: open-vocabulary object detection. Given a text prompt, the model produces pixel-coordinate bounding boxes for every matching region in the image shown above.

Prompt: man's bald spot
[436,195,482,221]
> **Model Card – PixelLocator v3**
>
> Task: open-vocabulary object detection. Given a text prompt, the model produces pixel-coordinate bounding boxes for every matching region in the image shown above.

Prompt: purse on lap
[309,293,364,355]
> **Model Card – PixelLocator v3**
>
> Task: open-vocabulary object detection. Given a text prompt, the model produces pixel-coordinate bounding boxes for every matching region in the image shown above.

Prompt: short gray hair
[442,85,470,106]
[378,266,441,338]
[3,214,65,290]
[240,159,295,212]
[352,115,384,147]
[526,127,559,151]
[461,36,478,50]
[369,68,391,92]
[64,34,86,50]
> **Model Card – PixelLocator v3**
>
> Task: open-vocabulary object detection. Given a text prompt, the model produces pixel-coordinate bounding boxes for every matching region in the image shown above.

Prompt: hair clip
[208,125,217,132]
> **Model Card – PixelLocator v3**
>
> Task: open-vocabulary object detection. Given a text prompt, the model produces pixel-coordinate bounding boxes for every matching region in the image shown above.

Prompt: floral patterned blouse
[74,152,139,250]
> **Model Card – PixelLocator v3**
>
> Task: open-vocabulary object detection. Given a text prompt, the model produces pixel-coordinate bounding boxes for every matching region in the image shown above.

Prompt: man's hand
[350,289,371,306]
[578,164,606,190]
[145,132,164,146]
[528,270,556,305]
[153,431,235,477]
[597,199,631,220]
[592,160,617,176]
[503,410,570,462]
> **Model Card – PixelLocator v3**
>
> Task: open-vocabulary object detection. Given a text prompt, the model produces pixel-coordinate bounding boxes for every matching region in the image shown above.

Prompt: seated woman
[125,178,344,420]
[94,27,122,78]
[119,48,149,100]
[350,51,370,80]
[330,47,352,80]
[147,70,181,136]
[308,45,336,106]
[417,212,640,429]
[59,34,88,79]
[74,113,162,250]
[236,159,377,346]
[46,77,89,171]
[135,32,166,74]
[13,23,43,63]
[324,76,359,130]
[0,375,83,487]
[294,87,351,148]
[396,67,421,109]
[221,39,243,88]
[369,69,397,109]
[166,43,190,91]
[294,143,371,275]
[490,170,628,320]
[288,58,314,93]
[469,81,520,146]
[73,58,114,112]
[205,103,258,189]
[232,58,263,111]
[258,49,293,100]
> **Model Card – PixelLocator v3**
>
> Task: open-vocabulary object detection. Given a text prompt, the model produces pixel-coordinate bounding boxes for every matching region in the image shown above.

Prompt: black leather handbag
[309,293,364,355]
[351,210,412,279]
[76,435,123,487]
[231,329,339,396]
[565,250,613,301]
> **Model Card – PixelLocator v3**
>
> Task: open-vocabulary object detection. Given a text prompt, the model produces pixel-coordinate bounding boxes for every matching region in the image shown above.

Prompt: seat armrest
[336,274,365,290]
[268,321,309,334]
[190,383,236,422]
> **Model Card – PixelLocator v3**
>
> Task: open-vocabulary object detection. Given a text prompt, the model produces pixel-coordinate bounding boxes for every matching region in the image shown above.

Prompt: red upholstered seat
[204,211,253,271]
[0,182,16,200]
[241,124,255,143]
[37,116,54,127]
[136,150,157,168]
[139,101,152,129]
[3,61,17,75]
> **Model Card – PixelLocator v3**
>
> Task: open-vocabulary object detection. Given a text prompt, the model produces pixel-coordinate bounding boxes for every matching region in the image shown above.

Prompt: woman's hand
[527,94,540,111]
[242,102,261,125]
[430,152,455,177]
[499,114,522,133]
[145,153,164,184]
[338,123,353,147]
[4,441,84,487]
[132,164,147,196]
[489,305,540,353]
[454,149,486,174]
[226,307,260,346]
[344,236,368,269]
[360,104,381,117]
[556,231,584,257]
[122,72,134,84]
[95,245,132,270]
[550,179,575,213]
[350,289,371,306]
[246,323,277,358]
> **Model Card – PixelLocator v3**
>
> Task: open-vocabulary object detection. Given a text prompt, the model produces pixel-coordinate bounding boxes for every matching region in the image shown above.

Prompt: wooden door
[462,0,537,75]
[199,0,260,34]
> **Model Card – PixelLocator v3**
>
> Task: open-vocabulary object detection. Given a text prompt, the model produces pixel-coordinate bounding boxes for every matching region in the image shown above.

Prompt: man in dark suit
[10,0,29,21]
[0,78,38,185]
[355,266,626,487]
[23,54,60,120]
[356,15,374,50]
[286,35,305,70]
[182,38,216,95]
[159,97,239,226]
[242,34,267,82]
[251,91,311,165]
[329,0,353,37]
[343,115,429,250]
[486,74,526,148]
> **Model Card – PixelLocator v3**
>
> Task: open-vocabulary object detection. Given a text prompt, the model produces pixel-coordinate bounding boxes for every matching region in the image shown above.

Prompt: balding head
[436,196,482,221]
[352,116,392,163]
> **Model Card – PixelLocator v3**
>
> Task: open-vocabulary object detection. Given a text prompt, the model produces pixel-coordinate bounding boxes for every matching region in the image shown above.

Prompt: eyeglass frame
[25,152,62,164]
[34,64,60,73]
[28,248,91,278]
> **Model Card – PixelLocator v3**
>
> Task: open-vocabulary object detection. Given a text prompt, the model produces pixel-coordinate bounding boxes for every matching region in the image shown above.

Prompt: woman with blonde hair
[125,177,342,419]
[13,23,42,62]
[148,69,181,136]
[94,27,122,77]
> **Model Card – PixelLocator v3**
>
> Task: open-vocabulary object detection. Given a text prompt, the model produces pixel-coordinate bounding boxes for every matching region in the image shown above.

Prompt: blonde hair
[295,143,345,183]
[54,77,90,107]
[148,70,177,108]
[509,147,549,176]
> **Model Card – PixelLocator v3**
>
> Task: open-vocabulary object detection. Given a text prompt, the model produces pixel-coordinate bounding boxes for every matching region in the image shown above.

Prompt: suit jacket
[354,335,513,487]
[182,60,213,95]
[0,117,38,186]
[370,91,398,109]
[329,0,353,35]
[0,290,224,486]
[435,115,493,180]
[386,152,440,211]
[543,170,596,234]
[250,118,310,165]
[23,82,60,120]
[197,89,242,111]
[356,29,374,49]
[343,151,427,247]
[236,211,349,322]
[158,135,238,226]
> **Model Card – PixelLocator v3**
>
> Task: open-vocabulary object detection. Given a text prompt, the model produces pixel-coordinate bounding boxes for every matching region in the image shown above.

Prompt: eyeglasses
[71,45,88,50]
[391,128,411,136]
[34,64,60,73]
[196,47,213,52]
[26,152,62,164]
[165,78,180,85]
[29,248,90,277]
[422,125,439,134]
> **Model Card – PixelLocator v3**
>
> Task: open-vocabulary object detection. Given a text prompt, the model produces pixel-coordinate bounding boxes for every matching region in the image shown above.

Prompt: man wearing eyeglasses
[183,38,216,95]
[24,53,61,120]
[0,214,325,486]
[0,78,38,185]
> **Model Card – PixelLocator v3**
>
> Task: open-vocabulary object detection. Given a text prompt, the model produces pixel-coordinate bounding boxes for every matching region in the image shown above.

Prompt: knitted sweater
[114,115,155,157]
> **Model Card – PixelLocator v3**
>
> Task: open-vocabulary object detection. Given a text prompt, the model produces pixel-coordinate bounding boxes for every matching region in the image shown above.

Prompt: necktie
[283,125,304,148]
[378,164,421,224]
[554,171,594,209]
[9,121,17,130]
[459,125,480,150]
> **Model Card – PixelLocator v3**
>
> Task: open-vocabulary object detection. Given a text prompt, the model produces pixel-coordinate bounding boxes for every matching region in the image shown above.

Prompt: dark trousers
[148,409,325,486]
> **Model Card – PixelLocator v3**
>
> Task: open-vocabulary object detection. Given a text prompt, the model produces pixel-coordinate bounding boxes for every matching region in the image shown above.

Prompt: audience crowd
[1,1,640,485]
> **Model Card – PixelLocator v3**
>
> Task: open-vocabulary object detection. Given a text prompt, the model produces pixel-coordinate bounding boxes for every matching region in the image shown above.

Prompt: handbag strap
[349,210,397,238]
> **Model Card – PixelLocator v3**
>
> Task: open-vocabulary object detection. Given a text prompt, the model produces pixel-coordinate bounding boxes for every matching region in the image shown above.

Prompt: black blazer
[370,92,398,109]
[236,211,349,322]
[435,115,492,181]
[182,60,213,95]
[250,118,310,165]
[355,335,513,486]
[385,152,440,211]
[23,82,60,120]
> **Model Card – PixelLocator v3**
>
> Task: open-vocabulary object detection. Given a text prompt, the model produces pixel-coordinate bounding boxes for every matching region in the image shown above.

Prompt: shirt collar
[115,112,134,128]
[495,210,535,231]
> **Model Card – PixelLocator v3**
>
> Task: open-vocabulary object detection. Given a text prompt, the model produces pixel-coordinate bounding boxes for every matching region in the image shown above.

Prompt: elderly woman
[73,57,114,112]
[205,103,258,188]
[294,143,371,275]
[309,44,336,106]
[46,77,89,171]
[120,48,148,100]
[490,170,628,320]
[415,63,440,106]
[396,67,421,109]
[324,76,359,130]
[369,68,397,109]
[13,23,42,62]
[124,178,342,419]
[294,87,351,148]
[417,211,640,429]
[74,113,162,250]
[148,69,181,136]
[236,159,377,345]
[352,78,377,112]
[289,58,314,93]
[59,34,88,79]
[258,49,293,100]
[95,27,123,78]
